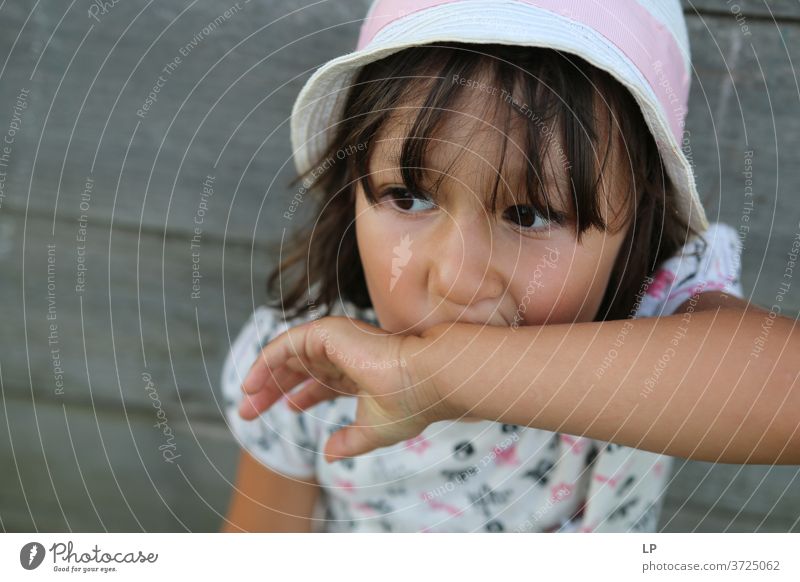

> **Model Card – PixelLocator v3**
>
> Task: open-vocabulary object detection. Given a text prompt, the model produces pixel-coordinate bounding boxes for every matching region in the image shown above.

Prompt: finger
[285,377,338,412]
[324,423,383,462]
[241,361,307,398]
[241,327,306,394]
[238,388,282,420]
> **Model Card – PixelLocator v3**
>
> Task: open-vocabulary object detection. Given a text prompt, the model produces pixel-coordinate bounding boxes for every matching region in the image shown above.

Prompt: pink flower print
[419,492,464,517]
[353,502,377,516]
[654,461,665,476]
[560,434,589,454]
[493,442,520,466]
[593,459,633,489]
[646,268,675,299]
[550,482,575,502]
[333,478,356,494]
[404,435,431,455]
[593,473,621,487]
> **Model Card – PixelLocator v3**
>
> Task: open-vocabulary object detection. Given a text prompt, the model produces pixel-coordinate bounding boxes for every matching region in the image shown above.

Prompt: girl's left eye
[379,187,437,213]
[502,204,555,231]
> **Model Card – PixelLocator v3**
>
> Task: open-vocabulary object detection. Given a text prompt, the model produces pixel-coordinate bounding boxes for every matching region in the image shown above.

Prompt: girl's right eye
[378,186,437,214]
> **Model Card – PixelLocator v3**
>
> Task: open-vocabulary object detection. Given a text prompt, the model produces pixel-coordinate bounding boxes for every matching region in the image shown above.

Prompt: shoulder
[636,222,744,317]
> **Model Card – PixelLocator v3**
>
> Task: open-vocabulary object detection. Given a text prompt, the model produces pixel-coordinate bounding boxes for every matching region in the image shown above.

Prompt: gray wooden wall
[0,0,797,532]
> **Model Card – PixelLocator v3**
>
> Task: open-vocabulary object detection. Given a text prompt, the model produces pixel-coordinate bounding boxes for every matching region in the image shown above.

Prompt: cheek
[355,197,427,329]
[513,234,621,325]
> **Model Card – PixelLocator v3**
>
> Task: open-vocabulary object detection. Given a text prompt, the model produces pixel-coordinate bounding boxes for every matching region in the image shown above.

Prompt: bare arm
[221,449,321,532]
[411,292,800,465]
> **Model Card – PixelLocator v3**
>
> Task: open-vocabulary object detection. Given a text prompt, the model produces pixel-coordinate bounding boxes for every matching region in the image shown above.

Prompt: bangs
[340,42,633,240]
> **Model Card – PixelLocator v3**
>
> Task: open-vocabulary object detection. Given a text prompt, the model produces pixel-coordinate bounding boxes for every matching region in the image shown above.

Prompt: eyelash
[375,186,564,233]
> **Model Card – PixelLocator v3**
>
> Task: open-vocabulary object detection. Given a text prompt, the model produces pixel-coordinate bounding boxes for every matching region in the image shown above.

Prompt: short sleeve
[220,306,319,480]
[578,442,673,532]
[648,222,744,316]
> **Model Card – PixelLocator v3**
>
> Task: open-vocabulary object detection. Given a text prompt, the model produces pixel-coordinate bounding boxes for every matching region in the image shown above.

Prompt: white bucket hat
[290,0,708,232]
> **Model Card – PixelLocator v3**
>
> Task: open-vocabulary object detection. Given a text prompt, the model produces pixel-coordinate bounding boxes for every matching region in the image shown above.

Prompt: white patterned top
[221,223,744,532]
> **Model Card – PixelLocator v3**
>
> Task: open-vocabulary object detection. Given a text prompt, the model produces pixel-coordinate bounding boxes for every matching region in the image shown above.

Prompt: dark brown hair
[266,42,700,322]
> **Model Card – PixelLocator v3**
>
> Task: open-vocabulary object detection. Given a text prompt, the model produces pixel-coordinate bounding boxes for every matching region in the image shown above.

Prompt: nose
[427,209,505,307]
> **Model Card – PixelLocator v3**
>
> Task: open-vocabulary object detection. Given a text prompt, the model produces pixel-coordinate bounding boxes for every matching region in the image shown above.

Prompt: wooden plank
[0,397,239,532]
[661,500,799,532]
[684,0,800,21]
[0,0,368,244]
[0,211,262,420]
[662,460,800,531]
[683,15,800,316]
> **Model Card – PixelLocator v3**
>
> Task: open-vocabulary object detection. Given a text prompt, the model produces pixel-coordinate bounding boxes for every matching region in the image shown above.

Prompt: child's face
[354,85,631,335]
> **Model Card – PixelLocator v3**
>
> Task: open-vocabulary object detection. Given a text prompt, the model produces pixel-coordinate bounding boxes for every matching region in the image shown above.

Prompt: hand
[238,315,452,462]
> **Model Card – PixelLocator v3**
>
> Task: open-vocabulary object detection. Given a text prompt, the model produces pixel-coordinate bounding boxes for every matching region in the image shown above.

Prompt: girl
[221,0,799,533]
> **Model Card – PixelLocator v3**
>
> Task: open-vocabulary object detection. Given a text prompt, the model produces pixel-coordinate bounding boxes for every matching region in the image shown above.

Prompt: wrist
[401,322,464,423]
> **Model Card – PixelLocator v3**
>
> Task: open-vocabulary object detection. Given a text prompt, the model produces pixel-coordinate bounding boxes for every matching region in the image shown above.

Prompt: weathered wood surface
[0,1,797,532]
[684,0,800,20]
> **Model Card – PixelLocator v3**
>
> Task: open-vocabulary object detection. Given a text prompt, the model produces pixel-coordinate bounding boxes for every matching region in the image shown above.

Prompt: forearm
[413,306,800,464]
[222,450,320,532]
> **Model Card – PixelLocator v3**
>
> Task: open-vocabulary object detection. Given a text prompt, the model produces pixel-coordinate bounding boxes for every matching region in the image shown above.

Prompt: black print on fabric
[373,459,406,495]
[523,458,554,486]
[674,238,705,291]
[631,501,658,532]
[296,411,308,433]
[296,439,315,454]
[468,484,513,518]
[485,520,505,532]
[501,424,520,433]
[453,441,475,460]
[616,474,637,498]
[441,466,480,484]
[548,433,559,450]
[334,497,356,530]
[585,444,599,467]
[605,442,622,454]
[328,414,354,436]
[362,499,394,514]
[386,482,405,496]
[256,425,274,451]
[608,496,640,522]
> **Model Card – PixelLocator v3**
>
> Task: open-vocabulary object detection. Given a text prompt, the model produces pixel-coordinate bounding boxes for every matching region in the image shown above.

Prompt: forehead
[369,74,578,201]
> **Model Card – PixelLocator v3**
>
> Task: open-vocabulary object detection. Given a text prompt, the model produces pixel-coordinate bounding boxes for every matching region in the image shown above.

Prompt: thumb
[324,423,381,463]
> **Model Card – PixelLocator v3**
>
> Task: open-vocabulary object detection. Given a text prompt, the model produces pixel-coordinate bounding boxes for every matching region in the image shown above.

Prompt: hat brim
[290,1,709,232]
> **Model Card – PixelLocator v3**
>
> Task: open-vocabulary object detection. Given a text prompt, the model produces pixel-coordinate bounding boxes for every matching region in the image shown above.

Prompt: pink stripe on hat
[357,0,690,142]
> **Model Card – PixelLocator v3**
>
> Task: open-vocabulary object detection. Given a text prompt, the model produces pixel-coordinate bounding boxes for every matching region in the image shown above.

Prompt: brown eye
[502,204,564,231]
[504,204,541,228]
[380,187,436,213]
